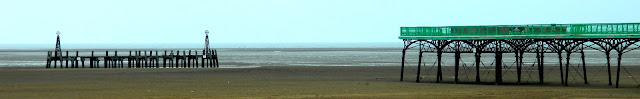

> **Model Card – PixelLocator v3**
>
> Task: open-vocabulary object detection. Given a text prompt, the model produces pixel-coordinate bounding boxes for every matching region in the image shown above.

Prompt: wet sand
[1,66,639,98]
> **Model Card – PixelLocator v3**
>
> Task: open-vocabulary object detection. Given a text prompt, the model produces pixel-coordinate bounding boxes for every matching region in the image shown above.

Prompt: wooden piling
[66,51,69,68]
[43,50,218,69]
[76,51,79,68]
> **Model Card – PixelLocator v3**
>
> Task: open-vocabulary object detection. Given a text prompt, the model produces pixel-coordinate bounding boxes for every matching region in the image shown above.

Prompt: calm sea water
[1,48,640,67]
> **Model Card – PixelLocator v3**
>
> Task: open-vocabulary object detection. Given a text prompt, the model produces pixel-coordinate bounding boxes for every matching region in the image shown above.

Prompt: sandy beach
[1,66,639,98]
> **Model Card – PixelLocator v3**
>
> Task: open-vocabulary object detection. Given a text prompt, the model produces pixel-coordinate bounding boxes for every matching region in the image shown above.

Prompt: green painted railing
[399,23,640,40]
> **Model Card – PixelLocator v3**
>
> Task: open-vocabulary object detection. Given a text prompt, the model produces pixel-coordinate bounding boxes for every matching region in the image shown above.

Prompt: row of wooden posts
[46,50,219,68]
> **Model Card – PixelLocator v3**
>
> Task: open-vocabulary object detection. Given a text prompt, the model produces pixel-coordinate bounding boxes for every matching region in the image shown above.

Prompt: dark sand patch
[1,66,639,98]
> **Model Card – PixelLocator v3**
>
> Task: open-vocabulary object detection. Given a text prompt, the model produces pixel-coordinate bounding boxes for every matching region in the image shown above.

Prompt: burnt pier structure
[46,50,219,68]
[46,30,220,68]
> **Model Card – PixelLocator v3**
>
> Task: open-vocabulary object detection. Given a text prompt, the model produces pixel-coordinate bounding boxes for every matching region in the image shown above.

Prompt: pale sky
[1,0,639,45]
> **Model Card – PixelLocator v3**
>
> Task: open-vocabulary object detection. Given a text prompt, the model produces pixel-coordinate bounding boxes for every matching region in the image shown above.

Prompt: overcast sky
[1,0,639,45]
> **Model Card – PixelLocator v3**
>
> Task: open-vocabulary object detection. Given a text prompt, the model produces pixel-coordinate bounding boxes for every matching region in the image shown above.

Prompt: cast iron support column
[557,51,564,85]
[401,44,407,81]
[605,52,612,85]
[475,49,481,83]
[581,47,588,84]
[615,53,623,88]
[416,42,423,83]
[495,42,503,85]
[538,43,545,84]
[454,51,460,84]
[565,52,572,86]
[495,52,502,84]
[436,47,443,83]
[516,50,521,84]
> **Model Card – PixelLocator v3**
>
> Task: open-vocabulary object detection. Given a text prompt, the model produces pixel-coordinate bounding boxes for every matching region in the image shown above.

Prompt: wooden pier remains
[47,30,219,68]
[45,50,219,68]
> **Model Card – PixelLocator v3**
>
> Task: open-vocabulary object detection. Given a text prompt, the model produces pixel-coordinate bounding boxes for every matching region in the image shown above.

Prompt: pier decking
[46,50,219,68]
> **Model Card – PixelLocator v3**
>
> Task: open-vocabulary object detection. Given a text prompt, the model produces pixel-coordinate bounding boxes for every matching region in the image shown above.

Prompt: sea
[2,47,640,68]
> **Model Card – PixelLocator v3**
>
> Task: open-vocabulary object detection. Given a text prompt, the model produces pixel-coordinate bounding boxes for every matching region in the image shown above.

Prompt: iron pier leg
[516,50,521,84]
[401,46,407,81]
[495,52,503,84]
[558,52,564,85]
[416,43,422,82]
[606,52,612,85]
[475,51,481,83]
[455,52,460,84]
[436,50,443,83]
[416,42,423,83]
[519,52,524,84]
[537,51,544,84]
[581,48,588,84]
[615,53,622,88]
[565,53,572,86]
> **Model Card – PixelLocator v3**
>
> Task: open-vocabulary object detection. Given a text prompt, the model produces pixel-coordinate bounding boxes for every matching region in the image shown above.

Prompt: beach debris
[227,81,230,84]
[190,91,194,93]
[147,90,151,91]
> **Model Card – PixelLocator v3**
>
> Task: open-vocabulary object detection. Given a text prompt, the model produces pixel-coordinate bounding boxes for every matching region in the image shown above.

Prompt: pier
[46,50,219,68]
[399,23,640,88]
[45,30,219,68]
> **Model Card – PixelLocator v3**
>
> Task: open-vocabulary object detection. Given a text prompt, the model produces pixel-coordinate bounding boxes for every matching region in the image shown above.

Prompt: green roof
[399,23,640,40]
